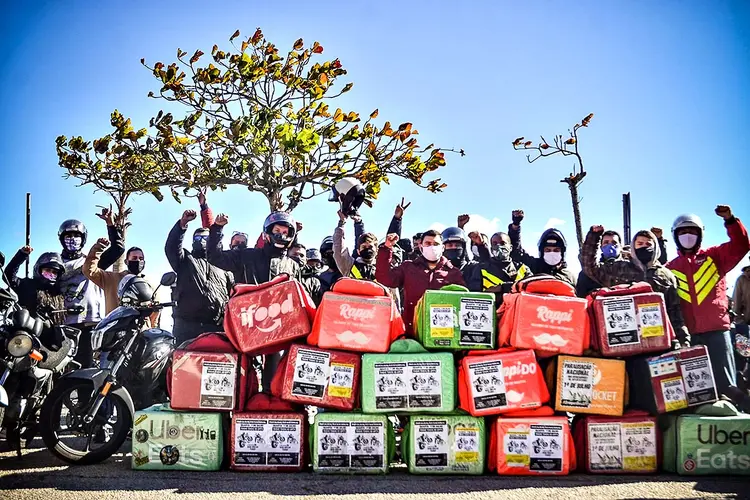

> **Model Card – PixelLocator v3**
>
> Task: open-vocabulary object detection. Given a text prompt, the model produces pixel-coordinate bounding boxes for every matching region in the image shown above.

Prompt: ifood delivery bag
[402,414,486,475]
[415,285,496,350]
[590,282,674,357]
[308,278,404,353]
[230,394,306,472]
[271,344,360,411]
[361,339,456,414]
[551,355,627,417]
[628,345,718,414]
[458,348,549,417]
[489,414,576,475]
[224,274,316,354]
[132,404,223,471]
[311,412,395,474]
[498,277,589,357]
[170,350,238,411]
[573,411,660,474]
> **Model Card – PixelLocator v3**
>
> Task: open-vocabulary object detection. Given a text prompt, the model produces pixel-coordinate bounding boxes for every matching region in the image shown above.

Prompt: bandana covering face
[63,235,83,253]
[41,269,59,282]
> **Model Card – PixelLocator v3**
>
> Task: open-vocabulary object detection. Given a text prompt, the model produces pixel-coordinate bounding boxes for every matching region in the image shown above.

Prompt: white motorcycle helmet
[329,178,365,217]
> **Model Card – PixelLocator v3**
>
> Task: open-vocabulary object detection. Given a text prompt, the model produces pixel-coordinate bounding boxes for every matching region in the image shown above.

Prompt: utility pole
[622,192,632,244]
[25,193,31,277]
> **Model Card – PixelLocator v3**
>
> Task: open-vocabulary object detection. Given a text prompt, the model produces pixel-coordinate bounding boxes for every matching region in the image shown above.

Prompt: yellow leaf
[319,73,328,85]
[370,109,379,119]
[333,108,344,122]
[293,38,304,50]
[241,40,249,52]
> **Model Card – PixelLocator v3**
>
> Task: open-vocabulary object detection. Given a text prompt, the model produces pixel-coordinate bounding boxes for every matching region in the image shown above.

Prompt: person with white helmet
[667,205,750,404]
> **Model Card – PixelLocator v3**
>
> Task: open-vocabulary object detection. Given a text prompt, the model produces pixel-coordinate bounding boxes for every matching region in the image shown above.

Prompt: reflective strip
[677,289,692,303]
[350,266,363,280]
[516,265,529,282]
[693,257,715,283]
[671,269,688,282]
[696,272,720,305]
[482,269,503,289]
[675,277,690,292]
[695,263,718,295]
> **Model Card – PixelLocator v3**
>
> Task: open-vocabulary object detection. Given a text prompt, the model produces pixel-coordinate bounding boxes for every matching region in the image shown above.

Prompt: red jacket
[376,247,466,336]
[667,217,749,334]
[200,204,214,229]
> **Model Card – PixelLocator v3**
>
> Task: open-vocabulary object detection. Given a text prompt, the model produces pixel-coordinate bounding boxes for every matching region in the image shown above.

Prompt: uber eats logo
[685,424,750,471]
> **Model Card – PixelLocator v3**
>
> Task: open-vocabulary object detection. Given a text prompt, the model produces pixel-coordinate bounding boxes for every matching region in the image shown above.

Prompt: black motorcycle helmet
[33,252,65,285]
[118,275,154,305]
[263,212,297,249]
[537,228,567,257]
[58,219,88,247]
[320,236,336,269]
[441,227,467,248]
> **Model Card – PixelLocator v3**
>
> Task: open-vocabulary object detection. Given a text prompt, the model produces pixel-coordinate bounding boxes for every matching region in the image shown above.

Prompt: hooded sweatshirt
[508,225,577,286]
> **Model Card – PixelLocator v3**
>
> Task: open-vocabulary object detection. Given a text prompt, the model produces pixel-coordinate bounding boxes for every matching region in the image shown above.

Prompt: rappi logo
[339,303,376,322]
[240,294,294,333]
[502,361,537,381]
[536,306,574,324]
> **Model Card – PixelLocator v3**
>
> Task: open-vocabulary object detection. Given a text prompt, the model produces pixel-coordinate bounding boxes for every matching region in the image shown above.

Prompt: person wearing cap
[576,229,624,298]
[303,248,324,278]
[441,226,479,283]
[733,263,750,326]
[667,205,750,403]
[507,210,577,286]
[467,231,532,304]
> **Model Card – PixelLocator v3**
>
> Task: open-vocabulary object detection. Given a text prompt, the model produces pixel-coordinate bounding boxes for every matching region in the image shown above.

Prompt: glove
[672,326,691,350]
[512,210,524,226]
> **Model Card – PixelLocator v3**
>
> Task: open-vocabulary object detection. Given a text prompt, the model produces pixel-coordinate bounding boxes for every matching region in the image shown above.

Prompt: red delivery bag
[170,350,238,411]
[489,415,576,475]
[590,282,674,357]
[458,348,549,417]
[498,277,590,357]
[271,343,360,411]
[224,274,317,354]
[308,278,404,353]
[230,394,307,472]
[167,332,258,411]
[573,410,660,474]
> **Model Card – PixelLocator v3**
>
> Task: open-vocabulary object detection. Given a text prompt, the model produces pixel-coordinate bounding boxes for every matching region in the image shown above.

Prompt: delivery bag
[402,414,486,475]
[549,355,627,417]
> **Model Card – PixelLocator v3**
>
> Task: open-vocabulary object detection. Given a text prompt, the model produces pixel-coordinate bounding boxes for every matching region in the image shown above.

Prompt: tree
[512,113,593,247]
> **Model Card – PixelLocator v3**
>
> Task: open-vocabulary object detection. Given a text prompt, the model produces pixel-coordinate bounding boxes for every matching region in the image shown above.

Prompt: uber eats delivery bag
[311,412,395,474]
[573,410,660,474]
[498,277,590,358]
[415,285,496,350]
[230,394,306,472]
[402,414,486,475]
[589,282,674,358]
[663,401,750,476]
[458,348,549,417]
[308,278,404,353]
[548,355,627,417]
[224,274,317,355]
[361,339,456,414]
[132,404,223,471]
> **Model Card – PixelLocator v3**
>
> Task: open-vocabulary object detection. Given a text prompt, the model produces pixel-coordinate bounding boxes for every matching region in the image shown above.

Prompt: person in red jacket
[376,229,465,335]
[667,204,750,402]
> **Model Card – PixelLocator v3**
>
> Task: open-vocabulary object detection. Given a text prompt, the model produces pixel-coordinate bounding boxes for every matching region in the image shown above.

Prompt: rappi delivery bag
[458,348,549,417]
[224,274,316,354]
[628,345,718,414]
[498,277,590,358]
[170,350,238,411]
[549,355,627,417]
[414,285,497,351]
[573,411,660,474]
[489,412,576,476]
[271,343,361,411]
[230,394,306,472]
[308,278,404,353]
[590,282,674,357]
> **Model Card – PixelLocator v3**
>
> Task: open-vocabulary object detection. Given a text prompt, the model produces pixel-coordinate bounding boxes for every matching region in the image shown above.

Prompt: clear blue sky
[1,0,749,301]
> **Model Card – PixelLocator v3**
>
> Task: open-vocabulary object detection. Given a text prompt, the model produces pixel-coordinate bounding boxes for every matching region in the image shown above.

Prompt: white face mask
[678,233,699,250]
[543,251,563,266]
[421,245,444,262]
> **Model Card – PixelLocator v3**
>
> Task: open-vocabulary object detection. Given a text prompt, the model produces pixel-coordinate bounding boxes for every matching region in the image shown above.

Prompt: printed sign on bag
[587,421,657,472]
[560,360,595,408]
[430,305,456,338]
[468,360,507,410]
[504,424,564,472]
[373,361,443,410]
[317,421,385,470]
[459,298,494,346]
[638,303,665,338]
[234,418,302,467]
[414,420,449,468]
[200,360,236,409]
[292,349,331,399]
[602,297,639,347]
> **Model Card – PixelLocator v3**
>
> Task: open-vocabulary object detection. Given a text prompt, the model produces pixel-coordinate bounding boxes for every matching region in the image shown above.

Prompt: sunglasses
[193,235,208,242]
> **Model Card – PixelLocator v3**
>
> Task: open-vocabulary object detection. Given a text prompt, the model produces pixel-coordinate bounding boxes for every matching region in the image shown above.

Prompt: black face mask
[444,248,464,266]
[323,254,337,271]
[359,247,375,261]
[127,260,145,275]
[192,240,207,258]
[231,242,247,251]
[269,232,293,249]
[635,246,655,265]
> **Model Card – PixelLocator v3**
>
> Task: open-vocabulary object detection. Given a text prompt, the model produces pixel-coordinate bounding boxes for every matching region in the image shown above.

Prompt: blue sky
[1,0,749,316]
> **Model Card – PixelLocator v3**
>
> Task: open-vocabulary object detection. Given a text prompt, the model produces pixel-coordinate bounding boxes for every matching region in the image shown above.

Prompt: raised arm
[6,248,29,290]
[198,190,215,228]
[82,239,110,288]
[581,226,616,287]
[708,206,750,275]
[207,214,242,274]
[98,224,125,270]
[333,221,355,278]
[375,235,406,288]
[165,220,188,273]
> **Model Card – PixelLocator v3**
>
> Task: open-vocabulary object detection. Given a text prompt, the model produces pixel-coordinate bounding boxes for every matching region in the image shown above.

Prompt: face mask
[679,233,699,250]
[635,246,655,265]
[601,244,620,260]
[444,248,464,266]
[359,247,376,261]
[127,260,145,274]
[543,251,563,266]
[63,235,83,253]
[41,269,58,283]
[323,254,337,270]
[421,245,444,262]
[290,255,306,265]
[492,244,511,262]
[192,235,208,257]
[269,232,292,249]
[231,242,247,251]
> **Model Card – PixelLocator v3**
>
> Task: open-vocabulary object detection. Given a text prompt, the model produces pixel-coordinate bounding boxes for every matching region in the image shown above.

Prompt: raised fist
[468,231,483,246]
[650,227,664,239]
[395,198,411,220]
[296,221,304,232]
[338,210,347,222]
[715,205,733,220]
[457,214,470,229]
[512,210,524,226]
[591,225,604,234]
[181,210,198,228]
[384,233,399,248]
[96,238,110,248]
[20,246,33,255]
[215,213,229,226]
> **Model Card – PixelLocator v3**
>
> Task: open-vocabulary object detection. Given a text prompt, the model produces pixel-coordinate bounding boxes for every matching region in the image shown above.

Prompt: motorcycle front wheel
[40,379,132,465]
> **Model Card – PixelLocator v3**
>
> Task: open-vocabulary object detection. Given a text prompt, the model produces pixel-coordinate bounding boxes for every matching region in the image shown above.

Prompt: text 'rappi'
[536,306,574,324]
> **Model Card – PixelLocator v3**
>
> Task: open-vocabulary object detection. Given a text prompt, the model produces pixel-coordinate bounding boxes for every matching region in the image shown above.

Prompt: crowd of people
[5,185,750,409]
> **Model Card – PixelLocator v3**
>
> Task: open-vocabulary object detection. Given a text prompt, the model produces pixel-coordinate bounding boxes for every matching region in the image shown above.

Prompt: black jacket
[7,250,66,326]
[576,269,602,298]
[508,224,577,287]
[468,257,531,305]
[166,222,234,324]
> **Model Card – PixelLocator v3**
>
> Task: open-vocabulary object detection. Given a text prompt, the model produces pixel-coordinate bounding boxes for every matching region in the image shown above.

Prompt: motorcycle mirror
[160,272,177,287]
[0,252,5,268]
[0,385,8,408]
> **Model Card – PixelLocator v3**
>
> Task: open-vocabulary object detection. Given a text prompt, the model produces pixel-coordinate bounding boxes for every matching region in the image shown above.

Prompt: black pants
[72,323,96,369]
[173,318,222,347]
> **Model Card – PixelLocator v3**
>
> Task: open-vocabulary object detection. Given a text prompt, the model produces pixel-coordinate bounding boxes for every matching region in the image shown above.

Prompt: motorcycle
[0,252,83,456]
[40,272,178,464]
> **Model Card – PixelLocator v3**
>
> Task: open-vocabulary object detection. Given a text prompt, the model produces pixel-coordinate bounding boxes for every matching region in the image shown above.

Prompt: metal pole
[622,192,632,244]
[25,193,31,278]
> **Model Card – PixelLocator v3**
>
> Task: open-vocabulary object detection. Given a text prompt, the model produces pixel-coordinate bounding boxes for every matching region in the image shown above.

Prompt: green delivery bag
[361,339,457,414]
[415,285,496,351]
[662,401,750,475]
[402,414,486,475]
[310,412,396,474]
[131,403,224,471]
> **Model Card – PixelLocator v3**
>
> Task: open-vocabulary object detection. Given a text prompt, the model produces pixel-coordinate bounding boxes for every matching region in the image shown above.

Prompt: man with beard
[166,210,234,345]
[467,231,532,304]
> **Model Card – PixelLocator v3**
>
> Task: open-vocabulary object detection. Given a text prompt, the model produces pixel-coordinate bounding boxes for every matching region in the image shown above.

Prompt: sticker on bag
[430,305,456,338]
[459,298,494,346]
[328,363,355,398]
[292,349,331,399]
[588,421,657,472]
[414,420,449,468]
[529,424,564,472]
[504,428,530,468]
[560,360,595,408]
[661,377,688,411]
[200,360,236,409]
[408,361,443,408]
[234,418,302,467]
[588,423,623,471]
[468,360,507,410]
[648,356,679,378]
[637,303,665,338]
[453,424,480,466]
[681,356,716,405]
[350,421,385,469]
[317,421,350,468]
[602,297,639,347]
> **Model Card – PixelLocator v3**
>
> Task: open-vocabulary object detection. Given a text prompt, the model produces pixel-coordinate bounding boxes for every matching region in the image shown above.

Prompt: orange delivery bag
[550,355,627,417]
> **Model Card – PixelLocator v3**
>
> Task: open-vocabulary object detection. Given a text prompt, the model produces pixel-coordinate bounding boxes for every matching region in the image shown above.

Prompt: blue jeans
[692,330,737,396]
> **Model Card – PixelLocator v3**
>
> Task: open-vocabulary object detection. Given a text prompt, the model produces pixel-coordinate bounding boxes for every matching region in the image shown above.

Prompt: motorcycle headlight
[91,322,117,351]
[7,333,33,358]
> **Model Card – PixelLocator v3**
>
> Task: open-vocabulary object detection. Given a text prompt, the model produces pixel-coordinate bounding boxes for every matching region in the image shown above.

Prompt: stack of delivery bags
[132,273,748,476]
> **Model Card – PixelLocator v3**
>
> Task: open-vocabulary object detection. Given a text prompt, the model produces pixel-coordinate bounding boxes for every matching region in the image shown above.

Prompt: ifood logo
[502,361,537,380]
[536,306,573,324]
[339,304,375,322]
[240,294,294,333]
